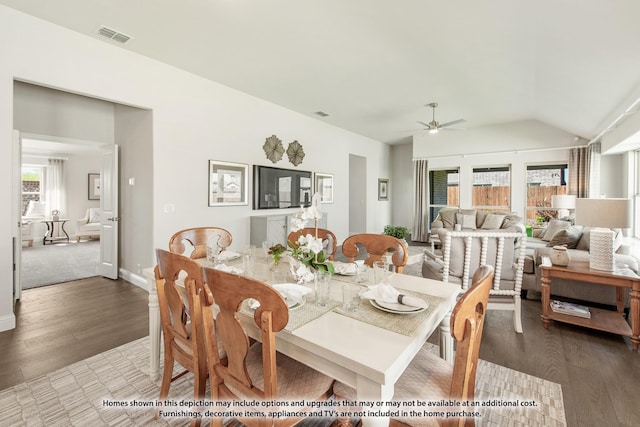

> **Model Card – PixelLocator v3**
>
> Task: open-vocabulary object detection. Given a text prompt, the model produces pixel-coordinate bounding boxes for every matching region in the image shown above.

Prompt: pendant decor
[263,135,284,163]
[286,140,305,166]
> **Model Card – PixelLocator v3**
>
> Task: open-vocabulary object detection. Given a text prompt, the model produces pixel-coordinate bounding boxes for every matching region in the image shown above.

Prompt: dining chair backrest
[154,249,208,425]
[168,227,232,259]
[287,227,338,260]
[200,267,289,403]
[449,264,493,405]
[341,233,409,273]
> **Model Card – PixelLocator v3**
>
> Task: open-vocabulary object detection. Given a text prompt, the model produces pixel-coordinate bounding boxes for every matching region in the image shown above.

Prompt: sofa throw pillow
[546,226,583,249]
[541,219,571,242]
[481,213,505,229]
[502,213,523,229]
[576,228,591,250]
[88,208,101,224]
[456,213,477,229]
[439,209,459,229]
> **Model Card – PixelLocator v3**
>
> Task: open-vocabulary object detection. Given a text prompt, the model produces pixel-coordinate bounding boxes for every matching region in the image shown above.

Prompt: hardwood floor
[0,276,149,391]
[1,274,639,426]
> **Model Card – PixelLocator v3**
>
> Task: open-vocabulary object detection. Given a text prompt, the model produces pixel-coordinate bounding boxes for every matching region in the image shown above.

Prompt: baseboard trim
[0,313,16,332]
[119,269,148,291]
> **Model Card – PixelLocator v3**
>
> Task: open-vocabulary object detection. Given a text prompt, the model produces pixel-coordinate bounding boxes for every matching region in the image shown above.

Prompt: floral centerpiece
[268,193,334,283]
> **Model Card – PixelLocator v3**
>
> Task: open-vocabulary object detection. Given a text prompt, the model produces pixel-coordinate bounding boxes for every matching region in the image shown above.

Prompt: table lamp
[574,198,632,271]
[551,194,576,219]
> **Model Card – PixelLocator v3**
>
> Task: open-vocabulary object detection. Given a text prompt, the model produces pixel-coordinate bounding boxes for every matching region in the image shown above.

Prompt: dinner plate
[370,299,427,314]
[217,251,240,261]
[248,297,305,310]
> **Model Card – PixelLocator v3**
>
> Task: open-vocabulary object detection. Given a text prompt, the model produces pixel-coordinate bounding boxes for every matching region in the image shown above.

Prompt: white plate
[370,299,427,314]
[217,251,240,261]
[336,271,358,276]
[248,297,305,311]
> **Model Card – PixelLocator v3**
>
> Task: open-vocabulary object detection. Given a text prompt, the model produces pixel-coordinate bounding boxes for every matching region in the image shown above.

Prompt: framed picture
[88,173,101,200]
[208,160,249,206]
[315,173,334,203]
[378,178,389,201]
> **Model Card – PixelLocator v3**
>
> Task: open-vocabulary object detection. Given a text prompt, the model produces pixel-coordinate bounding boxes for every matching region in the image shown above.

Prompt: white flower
[290,215,306,232]
[298,234,323,254]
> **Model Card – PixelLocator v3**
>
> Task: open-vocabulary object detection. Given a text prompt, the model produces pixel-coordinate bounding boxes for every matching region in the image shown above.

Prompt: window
[526,164,568,223]
[429,169,459,222]
[472,166,511,212]
[21,166,45,215]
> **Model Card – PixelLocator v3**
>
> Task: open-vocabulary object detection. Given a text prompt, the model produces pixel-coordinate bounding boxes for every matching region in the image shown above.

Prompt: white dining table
[143,254,460,427]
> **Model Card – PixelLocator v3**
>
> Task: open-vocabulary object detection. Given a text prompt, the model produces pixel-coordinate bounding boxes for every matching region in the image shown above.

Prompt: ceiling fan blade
[439,119,467,128]
[416,121,432,128]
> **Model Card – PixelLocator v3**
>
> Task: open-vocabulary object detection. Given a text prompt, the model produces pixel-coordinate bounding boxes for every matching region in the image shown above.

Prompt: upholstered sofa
[75,208,101,241]
[521,219,639,307]
[429,208,524,252]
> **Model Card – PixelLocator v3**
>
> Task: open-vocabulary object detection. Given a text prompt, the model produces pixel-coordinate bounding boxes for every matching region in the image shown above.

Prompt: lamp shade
[575,198,632,228]
[551,195,576,209]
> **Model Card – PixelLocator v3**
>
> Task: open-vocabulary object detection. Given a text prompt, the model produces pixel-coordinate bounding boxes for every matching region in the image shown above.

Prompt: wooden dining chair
[154,248,208,427]
[168,227,232,259]
[199,267,335,427]
[341,233,409,273]
[333,265,494,427]
[287,227,338,260]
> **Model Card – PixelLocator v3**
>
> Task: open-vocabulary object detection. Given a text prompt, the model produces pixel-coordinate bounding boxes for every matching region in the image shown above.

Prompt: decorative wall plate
[286,140,305,166]
[263,135,284,163]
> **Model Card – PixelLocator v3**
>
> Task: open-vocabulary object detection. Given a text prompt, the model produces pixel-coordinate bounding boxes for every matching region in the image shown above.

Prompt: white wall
[390,143,414,232]
[64,153,101,232]
[0,5,391,331]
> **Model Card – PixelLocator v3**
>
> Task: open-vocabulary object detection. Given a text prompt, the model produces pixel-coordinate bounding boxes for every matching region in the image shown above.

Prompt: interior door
[12,130,22,301]
[98,144,119,279]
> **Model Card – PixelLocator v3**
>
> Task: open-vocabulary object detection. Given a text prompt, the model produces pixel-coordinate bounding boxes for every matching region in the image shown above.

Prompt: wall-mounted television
[253,165,312,210]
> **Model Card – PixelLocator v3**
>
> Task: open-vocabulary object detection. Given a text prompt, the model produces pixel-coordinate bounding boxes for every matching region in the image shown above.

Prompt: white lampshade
[575,198,632,228]
[551,195,576,219]
[551,194,576,209]
[575,198,632,271]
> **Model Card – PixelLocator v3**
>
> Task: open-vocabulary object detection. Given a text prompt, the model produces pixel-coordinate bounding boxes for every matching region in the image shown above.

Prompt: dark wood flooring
[1,275,639,426]
[0,276,149,391]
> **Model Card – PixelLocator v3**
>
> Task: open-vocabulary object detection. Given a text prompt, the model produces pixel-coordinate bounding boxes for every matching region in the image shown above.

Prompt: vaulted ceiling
[2,0,640,147]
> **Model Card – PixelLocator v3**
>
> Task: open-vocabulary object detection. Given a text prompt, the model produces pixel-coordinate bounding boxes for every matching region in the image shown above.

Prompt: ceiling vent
[96,25,132,44]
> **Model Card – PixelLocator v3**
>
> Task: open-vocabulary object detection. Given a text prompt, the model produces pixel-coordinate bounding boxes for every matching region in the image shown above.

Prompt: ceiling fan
[417,102,466,134]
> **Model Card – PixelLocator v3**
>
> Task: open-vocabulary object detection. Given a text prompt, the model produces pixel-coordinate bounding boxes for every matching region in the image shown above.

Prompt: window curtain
[46,159,66,216]
[412,159,429,242]
[568,142,601,198]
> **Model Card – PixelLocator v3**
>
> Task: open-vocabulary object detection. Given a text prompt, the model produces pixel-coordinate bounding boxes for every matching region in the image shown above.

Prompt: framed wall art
[315,173,334,203]
[208,160,249,206]
[88,173,101,200]
[378,178,389,201]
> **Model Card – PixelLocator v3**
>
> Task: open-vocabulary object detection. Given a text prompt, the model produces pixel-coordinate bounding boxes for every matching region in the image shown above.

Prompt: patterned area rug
[0,337,566,426]
[21,240,100,289]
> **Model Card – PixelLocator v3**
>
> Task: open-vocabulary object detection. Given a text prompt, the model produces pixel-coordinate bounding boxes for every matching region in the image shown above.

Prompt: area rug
[21,240,100,289]
[0,337,566,426]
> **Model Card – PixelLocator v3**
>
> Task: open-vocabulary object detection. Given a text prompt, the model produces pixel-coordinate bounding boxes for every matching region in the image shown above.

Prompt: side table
[42,218,70,245]
[540,257,640,350]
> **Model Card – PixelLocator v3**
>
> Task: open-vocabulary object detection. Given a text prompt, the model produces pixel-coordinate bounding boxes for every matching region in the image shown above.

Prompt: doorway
[349,154,367,235]
[19,138,103,290]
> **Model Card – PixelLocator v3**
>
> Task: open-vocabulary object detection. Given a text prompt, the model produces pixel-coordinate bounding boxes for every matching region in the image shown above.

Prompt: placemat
[241,299,341,332]
[333,292,447,336]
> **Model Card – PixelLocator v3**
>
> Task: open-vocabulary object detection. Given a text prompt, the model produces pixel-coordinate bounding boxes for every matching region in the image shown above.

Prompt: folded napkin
[360,283,428,309]
[250,284,312,309]
[330,260,365,275]
[216,250,240,261]
[213,263,244,275]
[273,283,313,306]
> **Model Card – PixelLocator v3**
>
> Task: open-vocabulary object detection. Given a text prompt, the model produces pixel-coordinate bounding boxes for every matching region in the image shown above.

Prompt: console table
[540,257,640,350]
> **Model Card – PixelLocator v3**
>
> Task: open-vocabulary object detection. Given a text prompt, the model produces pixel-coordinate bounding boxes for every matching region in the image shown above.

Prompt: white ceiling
[3,0,640,146]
